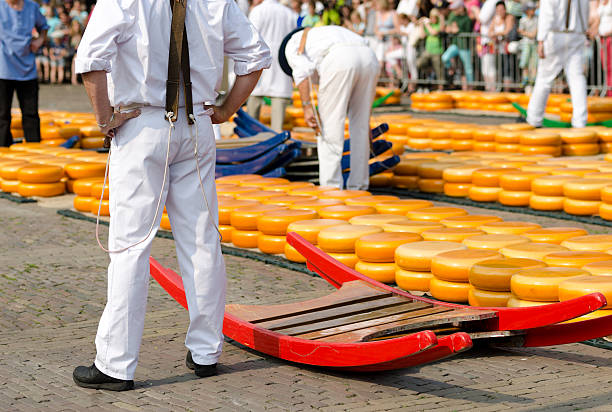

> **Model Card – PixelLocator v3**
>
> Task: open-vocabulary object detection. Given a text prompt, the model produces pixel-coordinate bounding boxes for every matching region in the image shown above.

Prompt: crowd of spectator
[34,0,91,85]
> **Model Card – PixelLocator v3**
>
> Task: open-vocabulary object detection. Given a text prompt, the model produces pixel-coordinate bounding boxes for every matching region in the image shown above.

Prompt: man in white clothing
[247,0,297,131]
[527,0,589,128]
[279,26,379,190]
[72,0,270,391]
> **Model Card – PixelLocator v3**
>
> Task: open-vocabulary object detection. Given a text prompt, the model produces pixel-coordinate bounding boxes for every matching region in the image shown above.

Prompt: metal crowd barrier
[375,32,610,97]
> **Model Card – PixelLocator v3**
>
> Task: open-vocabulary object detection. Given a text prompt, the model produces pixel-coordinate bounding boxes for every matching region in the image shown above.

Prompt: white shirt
[396,0,418,17]
[285,26,368,86]
[478,0,497,42]
[537,0,589,41]
[598,0,612,37]
[249,0,297,98]
[75,0,271,108]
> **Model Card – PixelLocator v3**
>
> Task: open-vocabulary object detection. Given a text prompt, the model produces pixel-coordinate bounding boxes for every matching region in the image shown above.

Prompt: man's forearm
[82,70,113,125]
[297,79,311,106]
[221,69,263,114]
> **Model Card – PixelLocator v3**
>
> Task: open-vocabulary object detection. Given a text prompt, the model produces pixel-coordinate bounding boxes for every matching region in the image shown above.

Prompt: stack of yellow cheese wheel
[519,130,562,156]
[354,232,421,282]
[559,275,612,322]
[72,176,105,214]
[395,241,467,295]
[498,172,546,206]
[563,178,611,215]
[530,175,575,210]
[230,204,287,249]
[599,184,612,220]
[284,219,346,262]
[217,198,259,243]
[560,129,600,156]
[256,209,318,254]
[470,258,546,306]
[510,267,589,306]
[317,224,382,268]
[469,168,510,202]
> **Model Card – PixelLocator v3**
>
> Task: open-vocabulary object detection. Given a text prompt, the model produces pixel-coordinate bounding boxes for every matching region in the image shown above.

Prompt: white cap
[449,0,464,10]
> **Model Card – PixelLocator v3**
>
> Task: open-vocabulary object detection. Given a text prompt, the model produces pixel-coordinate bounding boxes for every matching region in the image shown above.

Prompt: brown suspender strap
[166,0,194,124]
[565,0,572,31]
[297,27,311,55]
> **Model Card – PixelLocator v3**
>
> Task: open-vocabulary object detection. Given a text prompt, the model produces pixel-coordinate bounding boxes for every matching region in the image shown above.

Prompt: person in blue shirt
[0,0,48,146]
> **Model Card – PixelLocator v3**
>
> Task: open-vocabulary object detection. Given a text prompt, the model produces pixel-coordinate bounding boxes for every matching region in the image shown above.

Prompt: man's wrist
[302,100,312,107]
[97,112,115,129]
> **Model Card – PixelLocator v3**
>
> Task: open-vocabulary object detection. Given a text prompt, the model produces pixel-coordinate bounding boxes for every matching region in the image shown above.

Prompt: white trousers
[94,106,227,380]
[527,33,587,128]
[317,45,380,190]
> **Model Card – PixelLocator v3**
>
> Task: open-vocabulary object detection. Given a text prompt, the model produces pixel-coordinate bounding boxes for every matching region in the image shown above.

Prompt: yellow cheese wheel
[421,227,485,242]
[519,131,561,146]
[317,224,383,253]
[511,267,590,301]
[393,159,428,176]
[240,177,289,188]
[417,178,444,193]
[369,171,393,188]
[601,185,612,203]
[499,172,546,192]
[374,199,433,215]
[257,209,318,235]
[499,123,535,131]
[286,186,337,196]
[231,229,261,248]
[495,130,522,143]
[479,221,541,235]
[550,168,598,177]
[507,296,553,307]
[473,141,497,151]
[473,128,498,141]
[73,195,93,212]
[234,190,285,202]
[523,227,588,244]
[500,242,568,260]
[218,199,259,225]
[562,143,600,156]
[468,286,511,307]
[559,129,598,144]
[318,205,376,221]
[382,220,444,234]
[18,182,65,197]
[472,168,518,187]
[216,186,258,197]
[354,261,396,283]
[521,164,562,173]
[344,195,399,206]
[160,213,172,231]
[286,218,346,244]
[230,204,287,231]
[89,182,109,200]
[264,182,315,192]
[440,215,502,229]
[395,268,433,292]
[262,195,317,206]
[355,232,422,263]
[395,241,467,271]
[327,252,359,269]
[79,137,105,149]
[560,235,612,252]
[600,202,612,220]
[1,179,18,192]
[451,140,474,151]
[405,206,468,222]
[429,278,470,303]
[0,161,31,180]
[563,179,612,201]
[463,234,529,251]
[407,137,432,150]
[71,177,106,197]
[531,175,575,197]
[442,165,483,183]
[495,143,521,153]
[468,186,502,202]
[443,183,472,197]
[562,309,612,323]
[91,198,110,216]
[289,199,344,213]
[257,234,286,254]
[348,214,411,227]
[498,190,531,206]
[431,249,501,282]
[469,257,546,292]
[284,243,306,263]
[219,224,233,243]
[417,162,462,179]
[563,198,601,215]
[430,139,452,150]
[16,164,63,183]
[543,251,612,268]
[391,174,419,189]
[63,162,106,179]
[318,190,371,201]
[529,194,565,211]
[582,260,612,276]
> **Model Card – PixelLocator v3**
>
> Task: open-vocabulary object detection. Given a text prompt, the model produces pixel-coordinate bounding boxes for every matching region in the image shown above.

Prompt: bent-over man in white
[282,26,379,190]
[527,0,589,128]
[72,0,271,390]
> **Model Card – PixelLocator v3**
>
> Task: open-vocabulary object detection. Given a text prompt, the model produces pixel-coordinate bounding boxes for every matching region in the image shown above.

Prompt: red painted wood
[523,313,612,347]
[149,257,187,309]
[287,232,607,331]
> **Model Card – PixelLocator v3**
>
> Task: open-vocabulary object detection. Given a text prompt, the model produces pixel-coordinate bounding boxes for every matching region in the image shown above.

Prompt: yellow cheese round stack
[344,195,399,207]
[284,218,346,262]
[519,131,562,156]
[235,190,285,202]
[499,242,569,260]
[374,199,433,215]
[405,206,468,222]
[317,224,382,268]
[469,258,546,292]
[230,204,286,249]
[511,267,590,302]
[562,178,611,215]
[217,198,258,242]
[583,260,612,276]
[468,286,513,307]
[462,234,529,251]
[262,195,317,206]
[289,199,344,213]
[421,227,485,242]
[560,235,612,252]
[478,221,541,235]
[522,227,588,244]
[348,214,410,228]
[440,215,502,228]
[256,209,318,254]
[0,161,30,192]
[318,189,370,201]
[431,249,501,282]
[354,232,422,282]
[600,184,612,220]
[559,275,612,309]
[469,168,514,202]
[318,205,377,221]
[382,220,444,234]
[542,251,612,268]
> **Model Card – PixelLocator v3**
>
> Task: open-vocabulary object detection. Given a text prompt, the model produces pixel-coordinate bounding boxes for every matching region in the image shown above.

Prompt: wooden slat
[299,306,452,341]
[258,295,414,331]
[278,301,433,336]
[317,309,498,343]
[225,280,391,323]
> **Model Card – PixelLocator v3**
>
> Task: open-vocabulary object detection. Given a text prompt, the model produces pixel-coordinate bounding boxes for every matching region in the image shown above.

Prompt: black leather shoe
[73,364,134,391]
[185,351,217,377]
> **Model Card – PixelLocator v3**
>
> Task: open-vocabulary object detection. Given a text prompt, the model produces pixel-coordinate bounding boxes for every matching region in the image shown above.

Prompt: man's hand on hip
[303,105,318,129]
[100,110,141,136]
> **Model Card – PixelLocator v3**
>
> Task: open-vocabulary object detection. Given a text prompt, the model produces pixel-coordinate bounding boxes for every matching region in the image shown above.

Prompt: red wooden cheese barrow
[148,232,612,372]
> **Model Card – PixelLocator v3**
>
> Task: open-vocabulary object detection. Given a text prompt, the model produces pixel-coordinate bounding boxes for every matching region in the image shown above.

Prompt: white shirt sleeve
[74,0,135,74]
[285,33,316,86]
[479,0,497,24]
[223,0,272,76]
[537,0,553,41]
